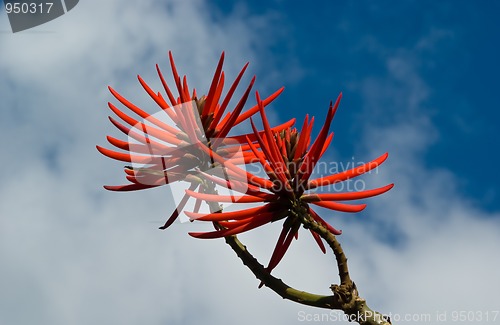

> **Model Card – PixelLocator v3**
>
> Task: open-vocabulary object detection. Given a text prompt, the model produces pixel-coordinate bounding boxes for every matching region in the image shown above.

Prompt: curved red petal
[186,204,273,222]
[235,86,284,125]
[156,63,177,106]
[311,201,367,213]
[103,183,159,191]
[168,51,185,102]
[309,208,342,235]
[228,118,296,144]
[185,189,273,203]
[189,213,273,239]
[309,229,326,254]
[215,76,256,140]
[302,183,394,202]
[308,152,389,190]
[266,222,300,273]
[211,62,250,130]
[202,52,225,117]
[108,102,182,146]
[159,183,198,230]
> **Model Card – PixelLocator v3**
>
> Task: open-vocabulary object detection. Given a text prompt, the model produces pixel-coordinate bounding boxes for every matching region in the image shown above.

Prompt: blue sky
[215,0,500,212]
[1,1,499,325]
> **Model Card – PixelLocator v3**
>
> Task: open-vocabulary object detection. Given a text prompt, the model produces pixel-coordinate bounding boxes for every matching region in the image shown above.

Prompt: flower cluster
[98,52,393,274]
[184,92,393,273]
[97,52,292,229]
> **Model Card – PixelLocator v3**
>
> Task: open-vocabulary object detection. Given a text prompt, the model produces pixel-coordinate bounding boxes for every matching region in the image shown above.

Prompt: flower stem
[225,225,391,324]
[224,234,341,308]
[299,207,392,325]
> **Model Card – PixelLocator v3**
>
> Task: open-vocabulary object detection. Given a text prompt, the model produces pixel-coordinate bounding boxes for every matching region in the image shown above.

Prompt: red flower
[185,92,393,274]
[97,52,294,229]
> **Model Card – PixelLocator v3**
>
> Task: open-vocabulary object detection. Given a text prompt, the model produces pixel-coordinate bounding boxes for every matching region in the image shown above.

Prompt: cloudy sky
[1,1,499,324]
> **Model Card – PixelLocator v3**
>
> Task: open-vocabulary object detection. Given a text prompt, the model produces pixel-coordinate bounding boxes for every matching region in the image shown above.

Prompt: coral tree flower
[97,52,293,229]
[185,92,394,274]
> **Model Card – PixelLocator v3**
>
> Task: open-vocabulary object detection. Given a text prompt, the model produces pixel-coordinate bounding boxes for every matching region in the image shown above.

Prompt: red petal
[182,100,204,142]
[293,115,314,161]
[228,119,296,144]
[137,75,169,110]
[318,132,334,160]
[182,75,191,103]
[245,135,274,177]
[168,51,185,103]
[96,145,136,163]
[185,204,273,222]
[267,222,300,273]
[159,183,198,229]
[297,95,341,182]
[156,63,177,106]
[308,152,389,190]
[109,87,179,136]
[106,136,130,151]
[209,71,225,117]
[218,216,254,228]
[256,92,286,168]
[309,229,326,254]
[137,75,178,122]
[311,201,366,213]
[185,189,273,203]
[235,87,284,125]
[106,136,176,156]
[224,152,261,165]
[202,52,225,117]
[215,76,256,140]
[309,208,342,235]
[195,170,273,199]
[301,183,394,202]
[103,183,159,191]
[125,173,173,186]
[211,62,250,131]
[189,214,273,239]
[97,145,183,168]
[249,118,287,184]
[108,102,182,146]
[265,225,289,273]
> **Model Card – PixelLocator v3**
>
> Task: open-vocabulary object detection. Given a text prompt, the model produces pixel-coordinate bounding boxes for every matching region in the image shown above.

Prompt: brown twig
[200,168,392,324]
